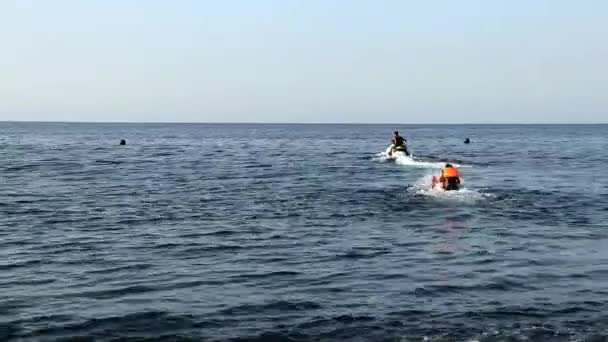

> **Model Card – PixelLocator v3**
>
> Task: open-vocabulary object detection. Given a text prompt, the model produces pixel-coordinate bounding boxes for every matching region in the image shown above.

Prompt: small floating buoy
[464,138,470,144]
[120,139,126,145]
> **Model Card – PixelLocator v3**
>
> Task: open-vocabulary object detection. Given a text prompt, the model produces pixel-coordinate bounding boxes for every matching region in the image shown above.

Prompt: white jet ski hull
[384,145,410,161]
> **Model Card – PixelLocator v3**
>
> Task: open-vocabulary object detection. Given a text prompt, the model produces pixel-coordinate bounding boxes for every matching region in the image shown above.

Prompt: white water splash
[376,146,456,169]
[394,155,448,168]
[412,174,493,202]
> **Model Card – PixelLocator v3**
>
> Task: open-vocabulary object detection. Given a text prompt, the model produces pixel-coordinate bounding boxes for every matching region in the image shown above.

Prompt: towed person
[433,163,462,191]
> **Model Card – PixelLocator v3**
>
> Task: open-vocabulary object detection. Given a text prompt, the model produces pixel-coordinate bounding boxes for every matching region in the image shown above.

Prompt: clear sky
[1,0,606,123]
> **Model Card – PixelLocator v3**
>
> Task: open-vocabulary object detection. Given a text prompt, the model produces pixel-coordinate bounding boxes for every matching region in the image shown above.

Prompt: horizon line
[1,120,607,125]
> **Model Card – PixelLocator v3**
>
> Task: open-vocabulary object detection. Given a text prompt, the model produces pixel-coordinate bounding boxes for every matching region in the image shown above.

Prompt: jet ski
[384,144,411,161]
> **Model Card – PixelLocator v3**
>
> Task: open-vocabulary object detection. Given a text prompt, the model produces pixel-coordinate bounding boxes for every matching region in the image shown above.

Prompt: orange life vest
[442,166,459,178]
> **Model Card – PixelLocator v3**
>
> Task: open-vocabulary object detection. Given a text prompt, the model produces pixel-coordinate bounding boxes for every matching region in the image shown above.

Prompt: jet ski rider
[390,131,410,156]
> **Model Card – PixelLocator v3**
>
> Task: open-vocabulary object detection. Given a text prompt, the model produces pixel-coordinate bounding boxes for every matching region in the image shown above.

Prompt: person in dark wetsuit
[390,131,409,156]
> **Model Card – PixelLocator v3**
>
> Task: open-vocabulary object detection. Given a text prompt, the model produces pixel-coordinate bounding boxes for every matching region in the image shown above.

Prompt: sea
[1,122,607,342]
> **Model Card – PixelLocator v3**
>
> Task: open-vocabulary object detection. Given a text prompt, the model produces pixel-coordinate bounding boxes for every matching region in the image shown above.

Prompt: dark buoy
[464,138,470,144]
[120,139,126,145]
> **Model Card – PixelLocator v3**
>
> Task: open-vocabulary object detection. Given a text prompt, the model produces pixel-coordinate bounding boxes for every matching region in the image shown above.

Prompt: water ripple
[1,123,607,341]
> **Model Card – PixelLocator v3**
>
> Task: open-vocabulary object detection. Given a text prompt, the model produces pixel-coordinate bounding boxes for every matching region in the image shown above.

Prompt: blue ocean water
[1,122,607,341]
